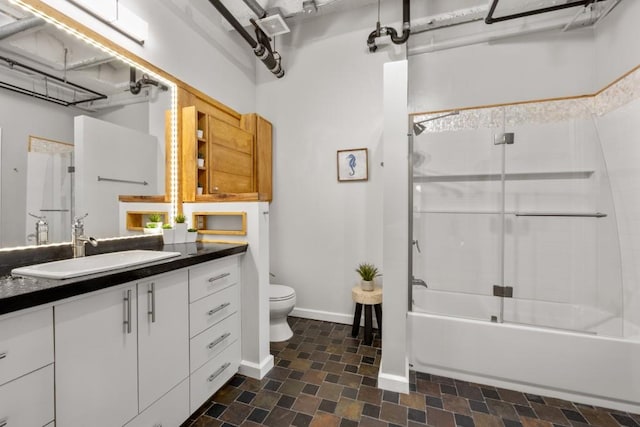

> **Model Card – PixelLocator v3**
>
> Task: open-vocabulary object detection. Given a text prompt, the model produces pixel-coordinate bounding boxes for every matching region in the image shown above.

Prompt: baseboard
[239,355,274,380]
[291,307,379,329]
[378,371,410,394]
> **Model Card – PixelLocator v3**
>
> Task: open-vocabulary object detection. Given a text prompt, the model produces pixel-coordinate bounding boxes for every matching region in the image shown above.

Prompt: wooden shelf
[126,211,169,231]
[414,170,594,183]
[192,212,247,236]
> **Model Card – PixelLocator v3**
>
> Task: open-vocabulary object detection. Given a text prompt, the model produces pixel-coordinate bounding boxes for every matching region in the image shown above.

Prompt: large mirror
[0,0,173,248]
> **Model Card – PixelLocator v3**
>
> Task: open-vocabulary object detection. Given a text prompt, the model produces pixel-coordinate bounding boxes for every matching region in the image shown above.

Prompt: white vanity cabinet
[55,269,189,427]
[0,307,54,427]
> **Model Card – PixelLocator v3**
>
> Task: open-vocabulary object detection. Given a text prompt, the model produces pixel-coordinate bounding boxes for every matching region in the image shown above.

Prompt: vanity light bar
[9,0,179,224]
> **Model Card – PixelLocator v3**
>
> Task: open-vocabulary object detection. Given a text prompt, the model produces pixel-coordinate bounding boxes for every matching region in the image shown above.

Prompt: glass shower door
[502,112,623,336]
[412,121,506,322]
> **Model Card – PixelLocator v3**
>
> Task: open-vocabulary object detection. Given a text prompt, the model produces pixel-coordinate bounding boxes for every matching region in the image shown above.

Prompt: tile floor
[184,317,639,427]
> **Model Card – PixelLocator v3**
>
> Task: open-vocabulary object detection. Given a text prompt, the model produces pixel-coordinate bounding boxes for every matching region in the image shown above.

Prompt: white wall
[256,2,404,325]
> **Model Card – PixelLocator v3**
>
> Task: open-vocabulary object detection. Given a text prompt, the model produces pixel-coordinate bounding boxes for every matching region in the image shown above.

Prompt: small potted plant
[186,228,198,243]
[161,223,175,244]
[174,214,187,243]
[146,213,163,229]
[197,181,204,195]
[197,152,205,168]
[355,262,380,291]
[143,222,160,235]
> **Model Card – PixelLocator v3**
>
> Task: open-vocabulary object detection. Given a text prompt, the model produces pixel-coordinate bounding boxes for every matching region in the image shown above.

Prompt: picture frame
[337,148,368,182]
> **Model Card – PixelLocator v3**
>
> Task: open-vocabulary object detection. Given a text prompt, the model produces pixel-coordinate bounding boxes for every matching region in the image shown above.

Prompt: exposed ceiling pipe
[240,0,266,19]
[208,0,284,78]
[0,16,45,40]
[367,0,410,53]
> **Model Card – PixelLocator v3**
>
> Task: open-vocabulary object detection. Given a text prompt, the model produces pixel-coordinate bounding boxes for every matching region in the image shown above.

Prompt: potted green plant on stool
[355,262,380,291]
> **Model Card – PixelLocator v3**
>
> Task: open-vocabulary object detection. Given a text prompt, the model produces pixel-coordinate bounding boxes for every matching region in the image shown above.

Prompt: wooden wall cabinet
[182,105,272,202]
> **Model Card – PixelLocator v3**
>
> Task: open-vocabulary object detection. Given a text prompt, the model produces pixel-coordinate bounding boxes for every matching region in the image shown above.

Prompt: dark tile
[342,387,358,400]
[455,413,475,427]
[515,404,537,419]
[311,362,325,370]
[289,370,304,380]
[441,384,458,396]
[362,376,377,387]
[319,399,338,413]
[264,380,282,391]
[340,418,359,427]
[345,364,358,373]
[426,395,444,409]
[362,356,376,364]
[293,412,313,427]
[229,376,245,387]
[482,388,501,400]
[247,408,269,424]
[277,359,291,368]
[302,383,320,395]
[329,354,342,362]
[612,413,640,427]
[362,403,381,419]
[470,400,490,414]
[525,394,546,404]
[408,408,427,423]
[325,373,341,383]
[277,394,296,409]
[503,419,523,427]
[205,403,227,418]
[237,391,256,404]
[382,390,399,404]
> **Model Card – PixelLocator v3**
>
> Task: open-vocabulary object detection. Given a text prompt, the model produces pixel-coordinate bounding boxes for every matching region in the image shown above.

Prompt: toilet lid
[270,284,295,301]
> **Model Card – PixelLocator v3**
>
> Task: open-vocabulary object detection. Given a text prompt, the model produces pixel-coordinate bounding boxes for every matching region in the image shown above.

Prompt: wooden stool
[351,286,382,345]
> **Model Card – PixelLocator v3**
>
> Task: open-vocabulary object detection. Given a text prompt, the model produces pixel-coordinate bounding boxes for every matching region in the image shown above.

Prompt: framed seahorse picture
[337,148,368,182]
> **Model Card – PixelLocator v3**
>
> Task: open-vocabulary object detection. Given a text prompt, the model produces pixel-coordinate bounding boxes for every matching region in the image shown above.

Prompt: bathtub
[409,286,640,413]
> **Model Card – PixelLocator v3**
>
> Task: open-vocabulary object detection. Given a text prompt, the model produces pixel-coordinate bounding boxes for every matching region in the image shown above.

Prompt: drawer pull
[0,417,7,427]
[0,352,6,360]
[207,302,231,316]
[123,289,132,334]
[207,332,231,350]
[207,362,231,382]
[148,282,156,323]
[208,272,231,283]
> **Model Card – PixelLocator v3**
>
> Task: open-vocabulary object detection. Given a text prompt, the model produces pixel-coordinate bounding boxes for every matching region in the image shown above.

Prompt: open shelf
[414,170,594,183]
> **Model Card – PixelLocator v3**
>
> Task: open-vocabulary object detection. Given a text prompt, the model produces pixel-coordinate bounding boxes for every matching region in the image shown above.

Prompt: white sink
[11,250,182,280]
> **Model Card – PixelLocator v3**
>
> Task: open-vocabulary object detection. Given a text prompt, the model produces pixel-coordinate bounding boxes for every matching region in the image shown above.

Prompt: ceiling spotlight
[302,0,318,14]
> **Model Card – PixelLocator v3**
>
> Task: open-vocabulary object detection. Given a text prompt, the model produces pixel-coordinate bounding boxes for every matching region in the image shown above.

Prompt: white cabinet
[55,270,189,427]
[55,284,139,427]
[0,308,54,426]
[125,379,189,427]
[137,271,190,412]
[188,257,241,412]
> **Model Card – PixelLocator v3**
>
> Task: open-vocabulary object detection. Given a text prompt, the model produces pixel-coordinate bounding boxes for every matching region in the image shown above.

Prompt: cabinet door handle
[148,282,156,323]
[0,352,7,360]
[124,289,132,334]
[208,272,230,282]
[207,362,231,382]
[207,302,231,316]
[0,417,8,427]
[207,332,231,350]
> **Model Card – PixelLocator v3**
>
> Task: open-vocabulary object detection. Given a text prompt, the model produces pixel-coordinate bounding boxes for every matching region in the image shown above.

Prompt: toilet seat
[270,284,295,301]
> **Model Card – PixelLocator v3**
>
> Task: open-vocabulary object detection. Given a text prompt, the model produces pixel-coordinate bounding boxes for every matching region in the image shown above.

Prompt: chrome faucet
[72,214,98,258]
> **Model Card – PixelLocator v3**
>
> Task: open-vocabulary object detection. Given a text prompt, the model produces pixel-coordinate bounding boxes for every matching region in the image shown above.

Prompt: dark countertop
[0,241,247,316]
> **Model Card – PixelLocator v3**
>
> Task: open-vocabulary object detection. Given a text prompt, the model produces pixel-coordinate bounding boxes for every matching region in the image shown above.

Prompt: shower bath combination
[408,99,639,412]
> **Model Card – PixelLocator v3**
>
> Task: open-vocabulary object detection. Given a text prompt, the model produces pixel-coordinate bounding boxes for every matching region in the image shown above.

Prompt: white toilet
[269,284,296,342]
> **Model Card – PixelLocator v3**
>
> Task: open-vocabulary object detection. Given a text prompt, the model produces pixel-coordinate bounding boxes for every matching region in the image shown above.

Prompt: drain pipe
[241,0,266,19]
[367,0,410,52]
[208,0,284,78]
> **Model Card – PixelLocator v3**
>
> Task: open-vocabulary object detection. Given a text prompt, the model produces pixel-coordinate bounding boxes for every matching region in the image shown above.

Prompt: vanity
[0,240,247,427]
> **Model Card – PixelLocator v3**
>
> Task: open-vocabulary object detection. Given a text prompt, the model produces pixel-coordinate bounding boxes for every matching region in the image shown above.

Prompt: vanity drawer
[189,257,239,303]
[190,285,239,338]
[190,312,240,373]
[0,307,53,386]
[190,340,240,413]
[0,364,54,427]
[125,378,189,427]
